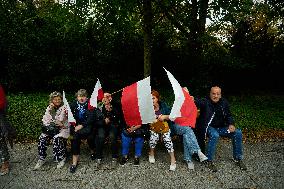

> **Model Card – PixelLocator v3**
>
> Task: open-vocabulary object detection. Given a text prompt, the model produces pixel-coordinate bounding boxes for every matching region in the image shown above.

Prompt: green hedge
[6,93,284,141]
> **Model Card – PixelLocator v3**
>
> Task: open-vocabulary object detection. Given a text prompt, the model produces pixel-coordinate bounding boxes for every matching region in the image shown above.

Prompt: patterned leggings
[38,133,66,162]
[149,130,174,153]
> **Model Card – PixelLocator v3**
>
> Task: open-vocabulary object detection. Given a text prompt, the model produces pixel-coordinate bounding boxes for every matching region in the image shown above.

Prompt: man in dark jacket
[194,86,247,172]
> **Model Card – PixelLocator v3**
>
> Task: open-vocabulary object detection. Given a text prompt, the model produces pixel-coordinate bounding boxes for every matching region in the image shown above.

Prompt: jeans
[207,126,243,161]
[121,132,144,157]
[174,124,201,162]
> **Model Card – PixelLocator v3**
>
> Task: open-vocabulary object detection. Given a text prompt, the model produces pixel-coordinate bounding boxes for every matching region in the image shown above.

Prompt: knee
[234,129,242,138]
[209,132,220,141]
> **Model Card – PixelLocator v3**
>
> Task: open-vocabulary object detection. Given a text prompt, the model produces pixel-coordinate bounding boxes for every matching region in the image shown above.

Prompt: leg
[0,136,10,163]
[0,136,10,175]
[109,125,119,159]
[38,133,50,161]
[161,131,175,164]
[206,127,220,161]
[52,136,66,162]
[134,136,144,158]
[231,129,243,160]
[94,127,105,159]
[149,130,159,157]
[121,132,131,157]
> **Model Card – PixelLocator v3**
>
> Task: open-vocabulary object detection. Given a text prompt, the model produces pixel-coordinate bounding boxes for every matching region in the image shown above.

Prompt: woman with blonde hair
[33,91,70,170]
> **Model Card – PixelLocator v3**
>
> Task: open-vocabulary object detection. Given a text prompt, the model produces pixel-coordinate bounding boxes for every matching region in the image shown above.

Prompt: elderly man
[194,86,247,172]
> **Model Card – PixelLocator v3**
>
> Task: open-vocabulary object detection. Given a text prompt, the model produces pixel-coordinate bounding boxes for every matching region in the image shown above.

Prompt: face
[77,95,87,104]
[102,93,112,104]
[152,95,159,107]
[52,96,62,107]
[210,87,222,103]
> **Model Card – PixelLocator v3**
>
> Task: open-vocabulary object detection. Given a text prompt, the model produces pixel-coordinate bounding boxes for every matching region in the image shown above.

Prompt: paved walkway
[1,139,283,189]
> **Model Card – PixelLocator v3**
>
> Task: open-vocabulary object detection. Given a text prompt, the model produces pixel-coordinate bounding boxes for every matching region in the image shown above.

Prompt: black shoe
[192,153,200,162]
[235,160,247,170]
[204,160,217,172]
[69,164,77,173]
[120,157,128,166]
[90,154,96,160]
[134,158,140,166]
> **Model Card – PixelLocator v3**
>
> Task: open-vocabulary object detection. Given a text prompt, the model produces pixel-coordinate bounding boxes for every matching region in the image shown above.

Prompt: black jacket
[70,101,104,135]
[195,97,235,134]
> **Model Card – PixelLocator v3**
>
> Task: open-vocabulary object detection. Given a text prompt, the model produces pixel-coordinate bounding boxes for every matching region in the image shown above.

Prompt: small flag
[63,91,76,126]
[88,78,104,109]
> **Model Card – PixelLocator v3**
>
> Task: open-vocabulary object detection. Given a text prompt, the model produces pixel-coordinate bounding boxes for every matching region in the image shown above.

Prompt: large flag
[121,77,156,126]
[88,78,104,109]
[63,91,76,126]
[164,68,198,127]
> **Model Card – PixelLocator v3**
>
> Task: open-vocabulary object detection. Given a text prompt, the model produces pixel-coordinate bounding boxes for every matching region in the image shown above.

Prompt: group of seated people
[31,86,247,174]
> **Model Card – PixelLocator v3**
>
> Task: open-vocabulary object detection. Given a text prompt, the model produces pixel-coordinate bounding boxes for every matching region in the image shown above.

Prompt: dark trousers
[105,124,119,158]
[71,131,95,155]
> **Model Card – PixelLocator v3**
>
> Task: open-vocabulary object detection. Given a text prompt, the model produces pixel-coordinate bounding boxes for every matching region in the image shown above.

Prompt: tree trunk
[142,0,152,77]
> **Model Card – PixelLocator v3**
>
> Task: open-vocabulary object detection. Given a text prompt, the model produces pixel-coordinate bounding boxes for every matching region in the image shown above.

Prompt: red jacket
[0,84,7,111]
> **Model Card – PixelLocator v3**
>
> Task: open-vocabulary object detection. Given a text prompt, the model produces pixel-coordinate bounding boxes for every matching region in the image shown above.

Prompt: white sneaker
[33,160,45,170]
[169,163,176,171]
[148,155,155,164]
[187,161,194,170]
[56,158,66,169]
[198,150,208,162]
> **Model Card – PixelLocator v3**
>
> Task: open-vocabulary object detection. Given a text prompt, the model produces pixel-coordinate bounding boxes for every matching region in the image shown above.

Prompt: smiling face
[210,86,222,103]
[52,96,62,108]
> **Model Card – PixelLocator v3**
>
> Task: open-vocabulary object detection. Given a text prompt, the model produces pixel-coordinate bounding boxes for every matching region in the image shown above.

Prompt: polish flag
[164,68,198,127]
[63,91,76,126]
[88,79,104,110]
[121,77,156,126]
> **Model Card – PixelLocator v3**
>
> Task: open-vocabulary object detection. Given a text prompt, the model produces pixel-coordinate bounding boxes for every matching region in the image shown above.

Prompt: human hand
[75,125,83,132]
[105,117,111,125]
[228,125,236,133]
[157,115,168,122]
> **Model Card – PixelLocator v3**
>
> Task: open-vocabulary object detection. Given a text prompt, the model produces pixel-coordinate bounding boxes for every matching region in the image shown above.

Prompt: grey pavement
[0,139,283,189]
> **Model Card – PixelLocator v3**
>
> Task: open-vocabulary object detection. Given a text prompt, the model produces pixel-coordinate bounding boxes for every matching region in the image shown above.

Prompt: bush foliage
[6,93,284,142]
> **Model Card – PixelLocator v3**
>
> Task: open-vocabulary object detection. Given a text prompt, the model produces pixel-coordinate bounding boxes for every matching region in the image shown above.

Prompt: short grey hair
[75,89,88,97]
[49,91,62,102]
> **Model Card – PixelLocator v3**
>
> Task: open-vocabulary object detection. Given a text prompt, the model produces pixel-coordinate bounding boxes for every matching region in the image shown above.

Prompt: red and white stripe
[88,78,104,109]
[63,91,76,126]
[164,68,197,127]
[121,77,156,126]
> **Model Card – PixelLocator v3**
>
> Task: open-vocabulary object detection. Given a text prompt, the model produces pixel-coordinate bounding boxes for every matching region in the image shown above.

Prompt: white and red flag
[164,68,198,127]
[63,91,76,126]
[88,78,104,110]
[121,77,156,126]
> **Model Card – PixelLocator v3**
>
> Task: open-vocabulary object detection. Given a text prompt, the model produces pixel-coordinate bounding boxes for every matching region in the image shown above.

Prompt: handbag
[150,121,169,133]
[42,122,60,137]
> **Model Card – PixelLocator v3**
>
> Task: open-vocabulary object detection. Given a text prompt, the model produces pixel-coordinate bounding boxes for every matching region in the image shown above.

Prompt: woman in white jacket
[33,91,70,170]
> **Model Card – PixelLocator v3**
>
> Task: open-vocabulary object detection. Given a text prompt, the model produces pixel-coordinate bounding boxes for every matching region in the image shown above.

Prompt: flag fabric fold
[121,77,156,126]
[164,68,198,127]
[88,78,104,110]
[63,91,76,126]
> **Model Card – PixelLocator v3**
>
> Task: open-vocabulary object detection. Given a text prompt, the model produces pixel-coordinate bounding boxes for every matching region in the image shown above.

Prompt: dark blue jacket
[194,97,234,152]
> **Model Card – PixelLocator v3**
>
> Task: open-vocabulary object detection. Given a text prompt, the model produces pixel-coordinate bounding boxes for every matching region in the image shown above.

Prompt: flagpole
[111,88,124,95]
